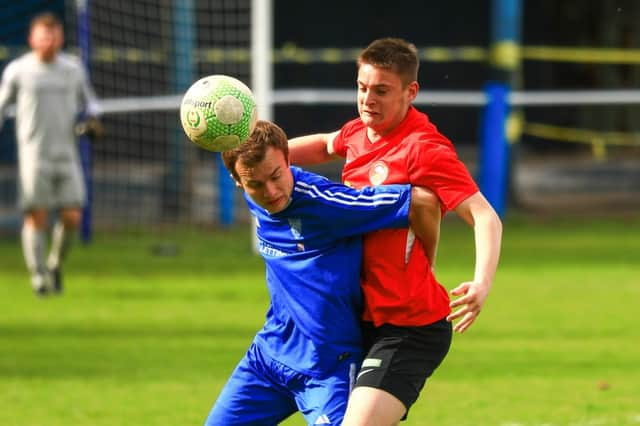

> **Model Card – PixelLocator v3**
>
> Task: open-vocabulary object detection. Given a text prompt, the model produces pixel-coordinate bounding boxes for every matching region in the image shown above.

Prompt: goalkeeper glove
[75,117,105,141]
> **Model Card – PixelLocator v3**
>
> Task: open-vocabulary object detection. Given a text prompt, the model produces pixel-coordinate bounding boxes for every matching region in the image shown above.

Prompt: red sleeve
[332,128,347,157]
[407,141,479,212]
[332,118,363,158]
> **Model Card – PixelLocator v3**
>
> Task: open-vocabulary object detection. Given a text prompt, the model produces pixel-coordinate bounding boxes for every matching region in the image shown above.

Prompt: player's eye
[246,181,262,189]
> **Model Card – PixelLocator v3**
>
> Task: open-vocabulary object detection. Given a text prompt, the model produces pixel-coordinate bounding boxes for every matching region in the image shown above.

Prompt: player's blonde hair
[222,120,289,182]
[357,37,419,87]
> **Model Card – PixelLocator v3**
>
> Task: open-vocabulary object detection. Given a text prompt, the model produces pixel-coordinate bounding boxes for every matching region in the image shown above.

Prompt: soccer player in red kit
[289,37,502,425]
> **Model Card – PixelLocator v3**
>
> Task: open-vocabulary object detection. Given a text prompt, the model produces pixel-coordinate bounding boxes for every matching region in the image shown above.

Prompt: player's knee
[24,210,48,229]
[61,209,83,229]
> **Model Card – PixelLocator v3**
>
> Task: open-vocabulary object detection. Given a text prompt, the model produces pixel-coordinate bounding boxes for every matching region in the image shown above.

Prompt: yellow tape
[491,41,521,70]
[423,48,453,62]
[277,42,312,64]
[93,47,116,62]
[590,138,607,160]
[228,48,250,63]
[125,48,143,62]
[524,122,640,147]
[523,46,640,64]
[2,44,640,65]
[200,48,225,63]
[320,48,342,64]
[457,47,487,61]
[506,110,524,144]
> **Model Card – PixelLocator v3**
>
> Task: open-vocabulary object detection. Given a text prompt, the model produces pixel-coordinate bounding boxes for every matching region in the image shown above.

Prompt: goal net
[63,0,253,233]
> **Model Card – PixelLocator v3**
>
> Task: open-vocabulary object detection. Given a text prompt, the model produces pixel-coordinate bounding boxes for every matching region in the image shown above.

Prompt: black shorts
[354,318,452,416]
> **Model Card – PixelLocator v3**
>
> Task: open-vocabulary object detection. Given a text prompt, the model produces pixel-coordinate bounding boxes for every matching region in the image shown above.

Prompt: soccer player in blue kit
[204,120,433,426]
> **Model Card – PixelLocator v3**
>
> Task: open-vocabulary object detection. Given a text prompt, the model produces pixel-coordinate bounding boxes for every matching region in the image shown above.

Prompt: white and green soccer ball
[180,75,258,151]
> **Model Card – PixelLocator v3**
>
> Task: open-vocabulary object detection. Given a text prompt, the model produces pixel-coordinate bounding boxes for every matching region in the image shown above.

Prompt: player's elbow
[475,203,503,238]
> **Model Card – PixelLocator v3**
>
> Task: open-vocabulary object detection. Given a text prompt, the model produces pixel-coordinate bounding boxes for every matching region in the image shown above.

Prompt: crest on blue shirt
[288,218,305,251]
[288,218,302,238]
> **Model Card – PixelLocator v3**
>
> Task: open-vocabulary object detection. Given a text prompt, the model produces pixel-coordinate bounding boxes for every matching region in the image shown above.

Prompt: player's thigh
[295,360,357,426]
[53,161,86,209]
[342,386,405,426]
[204,353,296,426]
[18,163,53,211]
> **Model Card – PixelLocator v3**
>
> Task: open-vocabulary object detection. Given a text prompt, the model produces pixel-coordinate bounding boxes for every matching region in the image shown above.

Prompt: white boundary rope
[97,89,640,114]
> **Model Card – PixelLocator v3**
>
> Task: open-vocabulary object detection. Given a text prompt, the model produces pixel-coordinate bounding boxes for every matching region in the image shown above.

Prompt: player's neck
[366,107,412,143]
[367,128,384,143]
[366,122,402,143]
[34,51,58,63]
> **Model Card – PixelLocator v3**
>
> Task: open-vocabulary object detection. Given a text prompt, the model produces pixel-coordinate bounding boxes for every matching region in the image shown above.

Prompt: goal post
[250,0,273,250]
[75,0,93,243]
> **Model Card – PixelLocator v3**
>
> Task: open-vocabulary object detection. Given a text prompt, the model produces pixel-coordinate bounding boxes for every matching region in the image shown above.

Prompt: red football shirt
[333,106,479,326]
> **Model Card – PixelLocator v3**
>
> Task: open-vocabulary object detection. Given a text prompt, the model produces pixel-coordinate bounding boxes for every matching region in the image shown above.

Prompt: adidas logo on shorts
[314,414,331,424]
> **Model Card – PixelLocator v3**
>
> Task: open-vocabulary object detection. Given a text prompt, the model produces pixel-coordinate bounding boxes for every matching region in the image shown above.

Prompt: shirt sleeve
[75,58,102,117]
[331,127,347,157]
[0,62,17,131]
[407,141,479,212]
[293,173,411,238]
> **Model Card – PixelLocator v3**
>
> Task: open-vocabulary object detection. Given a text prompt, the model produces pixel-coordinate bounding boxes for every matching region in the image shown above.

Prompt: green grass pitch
[1,216,639,425]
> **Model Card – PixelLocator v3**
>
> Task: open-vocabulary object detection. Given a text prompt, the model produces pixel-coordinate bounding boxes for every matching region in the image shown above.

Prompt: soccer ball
[180,75,258,151]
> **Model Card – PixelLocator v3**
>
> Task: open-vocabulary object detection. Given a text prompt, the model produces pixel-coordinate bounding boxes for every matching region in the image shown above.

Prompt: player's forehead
[237,147,287,183]
[357,63,403,88]
[30,25,62,42]
[31,22,61,34]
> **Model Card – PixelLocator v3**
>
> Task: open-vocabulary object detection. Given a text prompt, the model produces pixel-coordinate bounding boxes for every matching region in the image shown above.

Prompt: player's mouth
[265,196,285,211]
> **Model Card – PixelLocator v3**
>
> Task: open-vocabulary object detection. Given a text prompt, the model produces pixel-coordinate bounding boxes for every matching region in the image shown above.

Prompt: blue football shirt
[245,166,411,377]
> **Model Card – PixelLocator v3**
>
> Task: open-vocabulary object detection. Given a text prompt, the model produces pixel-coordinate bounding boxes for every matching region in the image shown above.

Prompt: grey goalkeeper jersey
[0,52,100,165]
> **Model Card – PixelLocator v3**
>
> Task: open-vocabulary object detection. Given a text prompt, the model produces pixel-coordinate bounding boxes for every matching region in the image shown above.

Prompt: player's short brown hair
[30,12,63,31]
[357,37,419,87]
[222,120,290,182]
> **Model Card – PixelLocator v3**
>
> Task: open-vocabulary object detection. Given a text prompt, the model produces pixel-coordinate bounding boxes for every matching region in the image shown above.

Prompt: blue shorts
[204,343,357,426]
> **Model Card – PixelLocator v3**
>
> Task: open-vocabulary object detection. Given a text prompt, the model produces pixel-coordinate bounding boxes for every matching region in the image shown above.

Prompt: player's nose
[263,181,278,198]
[361,89,376,106]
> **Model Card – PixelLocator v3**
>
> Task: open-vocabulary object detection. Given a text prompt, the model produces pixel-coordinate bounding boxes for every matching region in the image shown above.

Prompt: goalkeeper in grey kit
[0,12,103,295]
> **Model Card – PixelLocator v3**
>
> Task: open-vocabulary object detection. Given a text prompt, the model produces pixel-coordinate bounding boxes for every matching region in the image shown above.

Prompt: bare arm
[446,191,502,333]
[408,186,441,269]
[288,131,341,165]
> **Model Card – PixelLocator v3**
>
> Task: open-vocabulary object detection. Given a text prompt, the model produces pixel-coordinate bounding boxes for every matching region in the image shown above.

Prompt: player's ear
[407,81,419,102]
[231,175,243,188]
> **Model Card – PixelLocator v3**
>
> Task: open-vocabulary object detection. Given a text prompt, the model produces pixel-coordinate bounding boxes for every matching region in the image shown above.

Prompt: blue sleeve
[292,170,411,239]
